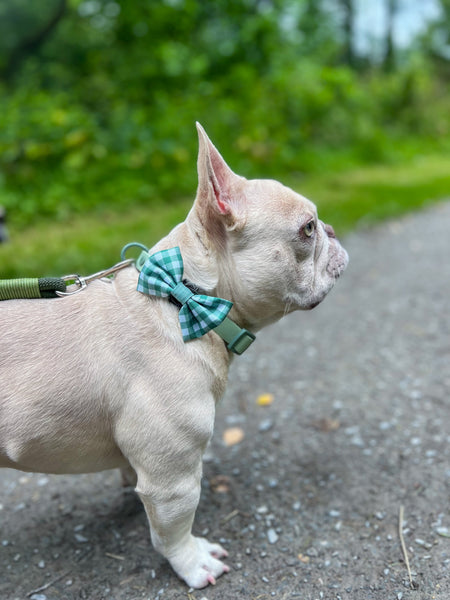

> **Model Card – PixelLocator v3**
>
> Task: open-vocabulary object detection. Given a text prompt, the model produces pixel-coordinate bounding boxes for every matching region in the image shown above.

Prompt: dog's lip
[308,300,321,310]
[326,242,349,278]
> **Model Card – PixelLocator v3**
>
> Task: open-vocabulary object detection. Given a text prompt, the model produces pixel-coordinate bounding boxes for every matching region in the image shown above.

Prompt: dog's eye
[303,221,315,238]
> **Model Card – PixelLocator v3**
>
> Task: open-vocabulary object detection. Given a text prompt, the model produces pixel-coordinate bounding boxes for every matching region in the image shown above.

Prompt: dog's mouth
[304,236,348,311]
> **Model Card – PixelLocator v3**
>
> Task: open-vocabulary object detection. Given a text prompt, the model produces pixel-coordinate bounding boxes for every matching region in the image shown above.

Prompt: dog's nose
[321,222,336,239]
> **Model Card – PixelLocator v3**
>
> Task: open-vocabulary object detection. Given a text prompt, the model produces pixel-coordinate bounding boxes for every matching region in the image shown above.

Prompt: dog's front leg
[136,462,229,588]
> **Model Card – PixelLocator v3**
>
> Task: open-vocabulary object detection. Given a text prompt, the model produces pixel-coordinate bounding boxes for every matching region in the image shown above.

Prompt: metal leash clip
[55,259,134,296]
[55,274,87,296]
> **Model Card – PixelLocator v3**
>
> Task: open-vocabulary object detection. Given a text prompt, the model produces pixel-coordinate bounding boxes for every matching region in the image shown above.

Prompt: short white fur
[0,123,348,588]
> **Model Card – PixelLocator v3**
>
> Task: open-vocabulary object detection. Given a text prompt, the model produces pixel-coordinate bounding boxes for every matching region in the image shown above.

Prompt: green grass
[0,153,449,279]
[292,153,450,234]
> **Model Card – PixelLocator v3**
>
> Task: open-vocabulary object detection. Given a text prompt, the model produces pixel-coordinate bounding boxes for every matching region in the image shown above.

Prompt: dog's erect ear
[195,122,244,225]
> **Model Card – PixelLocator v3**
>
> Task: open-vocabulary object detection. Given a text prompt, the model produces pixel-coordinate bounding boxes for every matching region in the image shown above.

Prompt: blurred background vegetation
[0,0,449,276]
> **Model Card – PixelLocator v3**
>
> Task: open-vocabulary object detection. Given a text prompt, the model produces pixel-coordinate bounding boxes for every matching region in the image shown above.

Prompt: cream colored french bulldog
[0,124,348,589]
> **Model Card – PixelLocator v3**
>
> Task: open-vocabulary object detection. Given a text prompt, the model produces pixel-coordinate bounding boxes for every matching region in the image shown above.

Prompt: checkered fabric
[137,246,233,342]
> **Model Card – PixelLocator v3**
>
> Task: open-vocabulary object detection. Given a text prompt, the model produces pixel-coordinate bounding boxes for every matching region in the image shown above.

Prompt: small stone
[259,419,274,432]
[350,436,365,448]
[379,421,392,430]
[38,559,45,568]
[74,533,89,543]
[267,528,278,544]
[306,547,318,557]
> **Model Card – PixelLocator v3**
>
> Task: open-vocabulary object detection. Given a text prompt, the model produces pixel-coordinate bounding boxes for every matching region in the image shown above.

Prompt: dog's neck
[169,213,283,334]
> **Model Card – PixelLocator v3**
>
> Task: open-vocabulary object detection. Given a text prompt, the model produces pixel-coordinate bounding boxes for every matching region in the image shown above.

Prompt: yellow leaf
[257,393,274,406]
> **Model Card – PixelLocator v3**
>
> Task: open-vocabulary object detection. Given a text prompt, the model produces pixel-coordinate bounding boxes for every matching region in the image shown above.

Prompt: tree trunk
[3,0,67,81]
[384,0,397,72]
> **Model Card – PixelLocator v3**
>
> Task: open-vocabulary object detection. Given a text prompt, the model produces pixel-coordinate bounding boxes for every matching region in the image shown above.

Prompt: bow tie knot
[137,246,233,342]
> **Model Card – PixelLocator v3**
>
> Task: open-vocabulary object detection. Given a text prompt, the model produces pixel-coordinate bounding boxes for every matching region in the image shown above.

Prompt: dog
[0,123,348,588]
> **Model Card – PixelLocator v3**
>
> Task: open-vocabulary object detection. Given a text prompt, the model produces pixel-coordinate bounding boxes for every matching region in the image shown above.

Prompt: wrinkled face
[192,123,348,331]
[228,179,348,325]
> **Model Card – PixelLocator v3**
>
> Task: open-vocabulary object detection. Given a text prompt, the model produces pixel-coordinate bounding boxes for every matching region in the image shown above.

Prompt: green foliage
[0,0,449,230]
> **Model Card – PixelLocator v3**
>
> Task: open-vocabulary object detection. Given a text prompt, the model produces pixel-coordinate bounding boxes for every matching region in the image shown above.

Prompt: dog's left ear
[195,122,245,229]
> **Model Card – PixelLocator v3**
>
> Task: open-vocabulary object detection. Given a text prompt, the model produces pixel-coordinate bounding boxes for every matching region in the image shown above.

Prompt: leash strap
[0,277,66,301]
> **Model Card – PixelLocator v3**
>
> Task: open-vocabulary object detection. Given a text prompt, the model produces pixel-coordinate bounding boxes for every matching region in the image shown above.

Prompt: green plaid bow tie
[137,246,233,342]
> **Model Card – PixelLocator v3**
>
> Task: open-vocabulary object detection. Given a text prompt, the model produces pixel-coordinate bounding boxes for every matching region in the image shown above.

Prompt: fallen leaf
[257,393,274,406]
[223,426,245,446]
[210,475,232,494]
[297,553,310,563]
[312,418,340,432]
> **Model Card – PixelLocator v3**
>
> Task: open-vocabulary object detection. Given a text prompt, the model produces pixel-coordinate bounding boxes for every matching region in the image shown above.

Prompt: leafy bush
[0,1,448,228]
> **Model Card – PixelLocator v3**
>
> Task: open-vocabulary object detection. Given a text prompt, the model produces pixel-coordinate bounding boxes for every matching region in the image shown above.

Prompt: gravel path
[1,202,449,600]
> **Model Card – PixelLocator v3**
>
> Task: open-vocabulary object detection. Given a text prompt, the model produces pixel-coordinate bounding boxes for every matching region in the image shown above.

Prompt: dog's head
[185,123,348,331]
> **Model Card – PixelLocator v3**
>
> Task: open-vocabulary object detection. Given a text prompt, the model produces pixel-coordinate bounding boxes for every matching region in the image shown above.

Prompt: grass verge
[0,153,449,278]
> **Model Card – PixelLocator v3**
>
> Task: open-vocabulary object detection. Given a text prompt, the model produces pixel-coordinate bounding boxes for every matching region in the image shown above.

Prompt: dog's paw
[170,536,230,588]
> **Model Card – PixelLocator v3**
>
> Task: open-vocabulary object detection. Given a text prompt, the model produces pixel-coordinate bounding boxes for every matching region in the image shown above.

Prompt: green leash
[0,277,66,301]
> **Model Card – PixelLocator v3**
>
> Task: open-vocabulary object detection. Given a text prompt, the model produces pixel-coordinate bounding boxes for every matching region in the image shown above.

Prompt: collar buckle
[227,328,256,355]
[213,317,255,355]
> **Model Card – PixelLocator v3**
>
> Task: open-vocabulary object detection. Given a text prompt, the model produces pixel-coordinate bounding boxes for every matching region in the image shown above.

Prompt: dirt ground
[1,202,449,600]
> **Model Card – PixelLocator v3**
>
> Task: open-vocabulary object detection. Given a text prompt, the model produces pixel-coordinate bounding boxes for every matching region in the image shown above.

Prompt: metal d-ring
[120,242,149,261]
